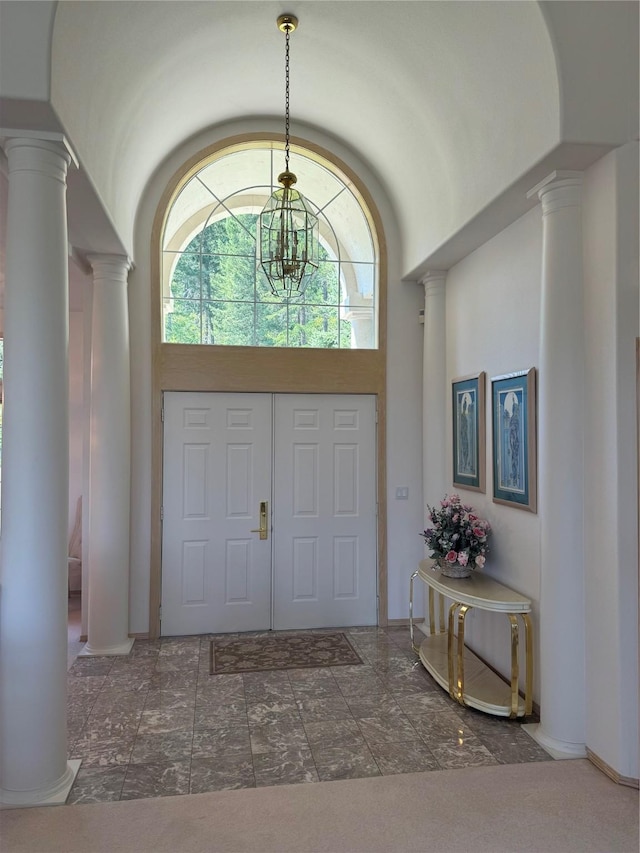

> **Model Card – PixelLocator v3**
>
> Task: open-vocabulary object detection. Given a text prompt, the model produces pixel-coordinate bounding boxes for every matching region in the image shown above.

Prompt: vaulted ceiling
[0,1,638,289]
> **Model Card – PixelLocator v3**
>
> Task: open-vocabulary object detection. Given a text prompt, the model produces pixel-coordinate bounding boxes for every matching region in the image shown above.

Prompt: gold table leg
[456,605,470,705]
[507,614,520,718]
[409,570,420,654]
[428,587,435,636]
[522,612,533,716]
[447,602,459,700]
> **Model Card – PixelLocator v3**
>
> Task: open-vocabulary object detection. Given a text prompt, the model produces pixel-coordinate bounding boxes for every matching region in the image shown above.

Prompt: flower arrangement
[421,493,491,571]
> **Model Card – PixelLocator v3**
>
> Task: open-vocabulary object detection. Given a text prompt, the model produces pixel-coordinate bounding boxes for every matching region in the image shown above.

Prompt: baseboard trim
[79,633,149,644]
[587,747,639,789]
[387,617,424,626]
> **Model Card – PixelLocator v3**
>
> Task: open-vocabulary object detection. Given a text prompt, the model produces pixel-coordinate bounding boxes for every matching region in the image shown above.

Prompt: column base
[521,723,587,759]
[0,759,81,809]
[79,637,135,656]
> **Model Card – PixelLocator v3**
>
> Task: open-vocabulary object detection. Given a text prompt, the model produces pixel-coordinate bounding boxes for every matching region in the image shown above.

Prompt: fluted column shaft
[420,272,447,630]
[0,136,80,805]
[531,171,587,756]
[421,271,448,507]
[83,255,134,656]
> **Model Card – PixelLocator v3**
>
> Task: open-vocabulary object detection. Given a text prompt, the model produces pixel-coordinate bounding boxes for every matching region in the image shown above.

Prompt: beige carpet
[2,759,638,853]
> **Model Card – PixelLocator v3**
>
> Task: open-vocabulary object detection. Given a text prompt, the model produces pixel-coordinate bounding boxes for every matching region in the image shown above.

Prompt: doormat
[209,632,363,675]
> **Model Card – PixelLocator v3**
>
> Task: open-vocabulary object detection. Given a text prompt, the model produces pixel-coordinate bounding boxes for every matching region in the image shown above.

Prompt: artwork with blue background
[452,373,484,491]
[492,369,536,510]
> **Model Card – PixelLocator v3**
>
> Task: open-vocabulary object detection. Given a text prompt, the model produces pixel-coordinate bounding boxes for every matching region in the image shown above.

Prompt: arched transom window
[161,141,379,349]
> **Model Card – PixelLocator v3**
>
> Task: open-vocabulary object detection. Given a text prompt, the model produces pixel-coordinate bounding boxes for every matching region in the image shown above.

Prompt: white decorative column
[0,134,81,806]
[525,171,587,758]
[81,255,134,656]
[421,271,448,506]
[420,271,447,632]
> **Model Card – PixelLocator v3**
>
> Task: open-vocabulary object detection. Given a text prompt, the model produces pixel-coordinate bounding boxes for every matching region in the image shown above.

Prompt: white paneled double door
[161,392,377,636]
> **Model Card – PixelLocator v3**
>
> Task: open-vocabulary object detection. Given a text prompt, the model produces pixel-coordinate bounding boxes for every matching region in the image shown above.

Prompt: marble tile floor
[65,615,552,805]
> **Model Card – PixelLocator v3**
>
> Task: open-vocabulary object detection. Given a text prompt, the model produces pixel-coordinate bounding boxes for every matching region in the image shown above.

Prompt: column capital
[2,135,77,187]
[1,129,78,168]
[87,254,132,284]
[420,270,447,296]
[527,170,583,215]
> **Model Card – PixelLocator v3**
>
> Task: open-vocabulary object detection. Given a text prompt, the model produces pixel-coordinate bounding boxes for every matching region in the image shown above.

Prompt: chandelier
[258,14,319,299]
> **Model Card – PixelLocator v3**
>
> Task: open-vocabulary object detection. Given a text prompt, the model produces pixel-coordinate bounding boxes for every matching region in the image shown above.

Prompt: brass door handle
[250,500,268,540]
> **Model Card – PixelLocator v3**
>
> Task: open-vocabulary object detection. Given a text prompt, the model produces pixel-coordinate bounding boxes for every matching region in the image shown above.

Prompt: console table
[409,560,533,718]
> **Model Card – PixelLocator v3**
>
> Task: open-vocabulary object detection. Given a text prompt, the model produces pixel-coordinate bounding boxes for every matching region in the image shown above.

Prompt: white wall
[444,207,543,697]
[436,146,639,779]
[385,278,425,620]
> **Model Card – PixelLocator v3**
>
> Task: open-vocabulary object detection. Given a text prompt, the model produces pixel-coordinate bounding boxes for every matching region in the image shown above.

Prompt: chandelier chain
[284,25,290,172]
[259,14,319,299]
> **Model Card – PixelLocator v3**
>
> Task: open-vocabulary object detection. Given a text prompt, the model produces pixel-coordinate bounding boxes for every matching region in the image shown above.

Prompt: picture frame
[451,372,486,492]
[491,368,537,512]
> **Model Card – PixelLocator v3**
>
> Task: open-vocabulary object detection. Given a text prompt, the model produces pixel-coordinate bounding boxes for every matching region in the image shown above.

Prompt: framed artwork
[491,368,537,512]
[452,372,486,492]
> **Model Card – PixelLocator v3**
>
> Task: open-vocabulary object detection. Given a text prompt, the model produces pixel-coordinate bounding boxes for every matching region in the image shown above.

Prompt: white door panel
[272,394,377,629]
[161,392,272,635]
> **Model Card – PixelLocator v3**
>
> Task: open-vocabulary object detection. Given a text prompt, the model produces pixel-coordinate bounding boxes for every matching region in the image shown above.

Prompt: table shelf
[417,632,527,717]
[410,560,533,718]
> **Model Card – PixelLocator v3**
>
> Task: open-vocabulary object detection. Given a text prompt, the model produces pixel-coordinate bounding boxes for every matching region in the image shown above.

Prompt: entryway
[160,392,378,636]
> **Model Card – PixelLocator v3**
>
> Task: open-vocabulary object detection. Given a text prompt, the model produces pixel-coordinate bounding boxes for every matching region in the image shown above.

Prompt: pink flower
[422,494,492,571]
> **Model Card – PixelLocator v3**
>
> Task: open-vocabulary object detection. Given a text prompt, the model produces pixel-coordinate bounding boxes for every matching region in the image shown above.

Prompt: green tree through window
[165,213,351,348]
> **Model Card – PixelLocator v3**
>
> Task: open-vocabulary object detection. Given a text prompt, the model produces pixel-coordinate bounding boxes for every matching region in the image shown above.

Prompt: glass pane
[255,302,289,346]
[164,298,202,344]
[198,148,273,201]
[322,187,374,264]
[200,212,257,253]
[301,259,340,306]
[341,306,375,349]
[202,301,255,346]
[164,175,217,250]
[203,260,255,303]
[317,213,341,261]
[165,252,202,301]
[287,305,342,349]
[287,152,346,211]
[338,261,376,317]
[255,267,285,304]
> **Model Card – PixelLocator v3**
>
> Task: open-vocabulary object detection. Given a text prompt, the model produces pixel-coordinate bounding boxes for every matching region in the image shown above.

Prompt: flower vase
[437,559,472,579]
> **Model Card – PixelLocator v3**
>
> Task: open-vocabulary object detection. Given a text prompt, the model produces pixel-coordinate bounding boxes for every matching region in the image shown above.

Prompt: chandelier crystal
[258,14,319,300]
